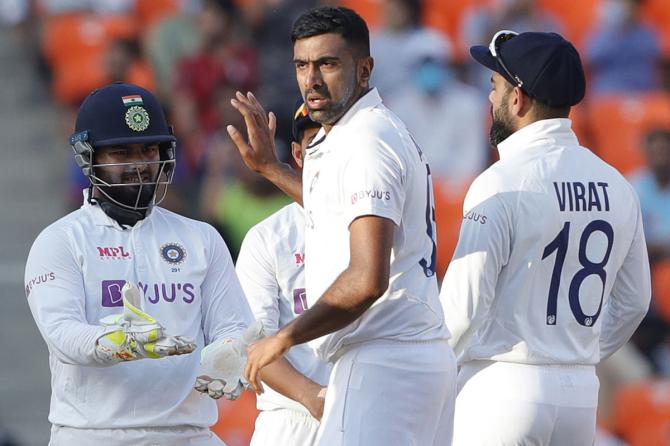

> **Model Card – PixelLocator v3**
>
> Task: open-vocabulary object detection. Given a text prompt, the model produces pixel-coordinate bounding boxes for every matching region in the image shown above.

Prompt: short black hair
[291,6,370,57]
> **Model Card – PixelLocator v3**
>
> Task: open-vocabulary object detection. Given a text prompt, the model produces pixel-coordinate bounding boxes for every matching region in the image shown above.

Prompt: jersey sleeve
[440,175,511,361]
[340,136,405,227]
[200,225,255,345]
[599,202,651,360]
[25,227,112,366]
[236,226,282,335]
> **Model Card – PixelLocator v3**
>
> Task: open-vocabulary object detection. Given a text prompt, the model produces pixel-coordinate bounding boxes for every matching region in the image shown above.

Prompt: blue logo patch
[160,243,186,264]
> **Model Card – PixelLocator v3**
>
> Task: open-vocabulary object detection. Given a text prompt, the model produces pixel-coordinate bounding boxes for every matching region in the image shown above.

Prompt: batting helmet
[69,82,176,210]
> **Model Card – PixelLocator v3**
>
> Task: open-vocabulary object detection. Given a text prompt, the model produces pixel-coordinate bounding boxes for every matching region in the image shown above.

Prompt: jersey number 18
[542,220,614,327]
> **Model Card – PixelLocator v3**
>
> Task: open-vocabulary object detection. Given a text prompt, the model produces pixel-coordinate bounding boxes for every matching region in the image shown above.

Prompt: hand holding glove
[95,282,196,362]
[194,321,265,400]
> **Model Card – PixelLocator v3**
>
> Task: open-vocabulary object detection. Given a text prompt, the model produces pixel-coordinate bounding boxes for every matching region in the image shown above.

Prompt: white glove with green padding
[194,321,265,400]
[95,281,196,362]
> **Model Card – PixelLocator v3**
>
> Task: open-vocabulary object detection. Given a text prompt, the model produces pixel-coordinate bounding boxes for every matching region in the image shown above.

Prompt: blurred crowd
[2,0,670,445]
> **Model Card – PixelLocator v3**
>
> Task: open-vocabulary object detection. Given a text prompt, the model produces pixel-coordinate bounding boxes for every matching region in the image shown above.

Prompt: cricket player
[226,7,457,445]
[236,101,331,445]
[25,82,254,446]
[440,31,651,445]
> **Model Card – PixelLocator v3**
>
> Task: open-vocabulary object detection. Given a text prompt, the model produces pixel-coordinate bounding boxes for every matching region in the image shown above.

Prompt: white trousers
[250,408,320,446]
[49,424,226,446]
[316,340,457,446]
[453,361,599,446]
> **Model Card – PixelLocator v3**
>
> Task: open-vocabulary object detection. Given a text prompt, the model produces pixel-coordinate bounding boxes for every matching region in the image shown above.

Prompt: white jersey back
[236,203,331,413]
[441,119,650,365]
[25,196,253,428]
[302,88,448,361]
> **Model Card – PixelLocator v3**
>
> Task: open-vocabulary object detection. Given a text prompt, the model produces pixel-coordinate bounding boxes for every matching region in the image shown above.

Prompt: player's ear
[291,142,303,169]
[358,56,373,87]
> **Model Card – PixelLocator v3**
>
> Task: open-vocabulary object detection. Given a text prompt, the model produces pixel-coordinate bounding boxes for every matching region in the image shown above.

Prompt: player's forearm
[258,357,323,410]
[278,268,384,346]
[261,162,303,205]
[39,319,112,367]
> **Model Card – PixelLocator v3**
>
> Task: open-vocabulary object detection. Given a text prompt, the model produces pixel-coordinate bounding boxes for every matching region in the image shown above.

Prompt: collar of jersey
[496,118,578,161]
[305,88,382,157]
[81,189,152,228]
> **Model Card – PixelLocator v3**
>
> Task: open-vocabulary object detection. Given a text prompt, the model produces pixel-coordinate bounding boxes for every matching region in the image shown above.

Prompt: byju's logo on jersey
[350,190,391,205]
[97,246,132,259]
[101,280,125,307]
[160,243,186,264]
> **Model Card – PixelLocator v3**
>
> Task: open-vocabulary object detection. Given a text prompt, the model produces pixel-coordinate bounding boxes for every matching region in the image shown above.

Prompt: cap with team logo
[470,31,586,107]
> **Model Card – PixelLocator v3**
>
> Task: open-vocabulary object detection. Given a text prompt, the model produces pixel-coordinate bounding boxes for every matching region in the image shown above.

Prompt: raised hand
[227,91,278,174]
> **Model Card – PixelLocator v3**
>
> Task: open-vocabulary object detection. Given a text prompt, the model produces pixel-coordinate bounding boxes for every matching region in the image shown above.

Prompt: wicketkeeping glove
[95,282,196,362]
[194,321,265,400]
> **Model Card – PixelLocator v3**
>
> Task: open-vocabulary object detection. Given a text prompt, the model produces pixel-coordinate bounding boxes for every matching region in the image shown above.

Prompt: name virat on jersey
[553,181,610,212]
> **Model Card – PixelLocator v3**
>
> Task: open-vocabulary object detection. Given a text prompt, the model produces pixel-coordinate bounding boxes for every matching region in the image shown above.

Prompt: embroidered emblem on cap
[160,243,186,264]
[125,106,150,132]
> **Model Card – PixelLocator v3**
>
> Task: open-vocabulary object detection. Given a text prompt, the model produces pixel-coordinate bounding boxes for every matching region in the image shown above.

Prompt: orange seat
[337,0,382,29]
[652,260,670,323]
[611,380,670,446]
[421,0,481,61]
[537,0,602,52]
[434,180,469,278]
[586,92,670,175]
[642,0,670,58]
[211,391,259,446]
[41,13,138,104]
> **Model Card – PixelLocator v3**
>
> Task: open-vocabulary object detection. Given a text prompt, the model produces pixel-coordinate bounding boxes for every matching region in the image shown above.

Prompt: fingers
[227,125,250,153]
[268,111,277,138]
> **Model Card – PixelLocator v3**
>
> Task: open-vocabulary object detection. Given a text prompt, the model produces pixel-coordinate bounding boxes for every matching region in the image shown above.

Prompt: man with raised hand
[226,7,457,446]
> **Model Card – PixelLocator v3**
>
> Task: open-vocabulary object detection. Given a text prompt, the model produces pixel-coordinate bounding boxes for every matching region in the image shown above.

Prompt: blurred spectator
[104,38,155,90]
[585,0,661,95]
[630,128,670,264]
[371,0,453,97]
[460,0,562,90]
[385,44,487,188]
[629,128,670,373]
[143,2,201,100]
[239,0,317,153]
[39,0,133,14]
[199,151,292,259]
[172,0,258,175]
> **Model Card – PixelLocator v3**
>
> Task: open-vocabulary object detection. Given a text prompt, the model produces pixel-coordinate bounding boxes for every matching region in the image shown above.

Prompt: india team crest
[160,243,186,264]
[125,106,150,132]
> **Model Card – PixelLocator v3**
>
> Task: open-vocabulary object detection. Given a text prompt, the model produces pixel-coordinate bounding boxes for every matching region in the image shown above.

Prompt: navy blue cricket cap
[470,31,586,107]
[71,82,176,147]
[291,98,319,143]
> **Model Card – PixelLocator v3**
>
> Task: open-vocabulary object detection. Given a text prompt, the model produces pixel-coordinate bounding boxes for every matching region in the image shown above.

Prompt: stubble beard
[489,102,516,148]
[307,78,359,126]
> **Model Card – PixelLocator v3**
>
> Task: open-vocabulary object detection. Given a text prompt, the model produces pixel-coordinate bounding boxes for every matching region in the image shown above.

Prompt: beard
[305,78,359,126]
[489,102,516,148]
[95,168,158,209]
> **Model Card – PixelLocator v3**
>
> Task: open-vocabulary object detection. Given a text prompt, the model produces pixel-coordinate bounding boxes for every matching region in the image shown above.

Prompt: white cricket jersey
[441,118,651,366]
[302,88,449,361]
[235,203,331,413]
[24,192,254,429]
